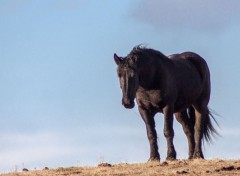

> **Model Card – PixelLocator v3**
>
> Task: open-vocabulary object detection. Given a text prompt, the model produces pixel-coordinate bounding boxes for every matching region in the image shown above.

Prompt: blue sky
[1,0,240,173]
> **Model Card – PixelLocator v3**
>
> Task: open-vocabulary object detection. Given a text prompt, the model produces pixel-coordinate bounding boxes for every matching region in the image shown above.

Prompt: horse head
[114,53,139,109]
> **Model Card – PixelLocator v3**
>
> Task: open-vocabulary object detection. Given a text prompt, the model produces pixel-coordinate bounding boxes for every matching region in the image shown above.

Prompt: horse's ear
[114,53,121,65]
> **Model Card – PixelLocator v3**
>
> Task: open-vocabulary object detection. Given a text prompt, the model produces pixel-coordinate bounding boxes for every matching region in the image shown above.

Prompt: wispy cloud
[0,132,75,173]
[132,0,240,31]
[0,125,146,173]
[0,124,239,173]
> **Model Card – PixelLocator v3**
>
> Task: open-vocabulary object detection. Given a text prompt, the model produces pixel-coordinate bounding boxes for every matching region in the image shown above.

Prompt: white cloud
[0,132,75,173]
[0,126,146,173]
[132,0,240,31]
[1,125,239,173]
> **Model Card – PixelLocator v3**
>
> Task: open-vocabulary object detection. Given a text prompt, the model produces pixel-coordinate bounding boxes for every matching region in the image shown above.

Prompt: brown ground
[2,159,240,176]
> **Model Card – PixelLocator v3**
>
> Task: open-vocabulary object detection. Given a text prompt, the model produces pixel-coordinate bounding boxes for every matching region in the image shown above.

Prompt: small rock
[161,161,168,166]
[22,168,29,172]
[216,166,236,172]
[98,163,112,167]
[43,167,49,170]
[222,166,235,171]
[176,170,188,174]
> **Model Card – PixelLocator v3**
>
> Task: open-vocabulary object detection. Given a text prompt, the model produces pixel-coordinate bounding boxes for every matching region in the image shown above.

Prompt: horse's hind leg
[192,104,206,159]
[175,110,195,159]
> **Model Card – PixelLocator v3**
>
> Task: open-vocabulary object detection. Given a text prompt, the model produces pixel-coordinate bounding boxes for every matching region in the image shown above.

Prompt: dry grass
[2,159,240,176]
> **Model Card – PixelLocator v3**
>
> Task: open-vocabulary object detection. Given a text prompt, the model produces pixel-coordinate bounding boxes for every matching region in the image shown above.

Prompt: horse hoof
[193,152,204,159]
[148,157,160,162]
[188,156,194,160]
[166,150,176,161]
[166,156,176,161]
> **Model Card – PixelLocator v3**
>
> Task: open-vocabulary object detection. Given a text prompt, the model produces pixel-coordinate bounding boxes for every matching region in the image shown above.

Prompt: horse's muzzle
[122,98,135,109]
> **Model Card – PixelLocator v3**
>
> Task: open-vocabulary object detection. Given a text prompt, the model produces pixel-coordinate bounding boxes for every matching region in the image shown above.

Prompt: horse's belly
[174,88,202,112]
[174,102,191,113]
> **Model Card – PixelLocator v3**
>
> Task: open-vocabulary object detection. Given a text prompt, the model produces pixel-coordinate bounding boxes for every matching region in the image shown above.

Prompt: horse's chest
[136,90,165,112]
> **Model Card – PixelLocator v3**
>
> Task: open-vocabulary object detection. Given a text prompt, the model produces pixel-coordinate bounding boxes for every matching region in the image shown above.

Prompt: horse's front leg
[163,105,176,160]
[138,106,160,162]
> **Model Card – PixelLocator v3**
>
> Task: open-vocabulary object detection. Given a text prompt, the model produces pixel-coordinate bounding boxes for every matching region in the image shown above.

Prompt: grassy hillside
[2,159,240,176]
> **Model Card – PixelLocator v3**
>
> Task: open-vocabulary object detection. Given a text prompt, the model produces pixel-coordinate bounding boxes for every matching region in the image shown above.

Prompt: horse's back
[169,52,207,65]
[168,52,210,80]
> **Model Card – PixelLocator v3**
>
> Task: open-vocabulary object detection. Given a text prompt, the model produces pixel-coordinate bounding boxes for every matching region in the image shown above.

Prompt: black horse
[114,46,218,161]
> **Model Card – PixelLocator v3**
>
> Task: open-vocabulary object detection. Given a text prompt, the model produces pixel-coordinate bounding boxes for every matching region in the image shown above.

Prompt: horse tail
[203,107,219,143]
[188,106,219,144]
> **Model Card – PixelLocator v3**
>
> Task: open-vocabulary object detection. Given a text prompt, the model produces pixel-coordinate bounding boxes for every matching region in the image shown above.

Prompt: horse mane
[128,45,169,61]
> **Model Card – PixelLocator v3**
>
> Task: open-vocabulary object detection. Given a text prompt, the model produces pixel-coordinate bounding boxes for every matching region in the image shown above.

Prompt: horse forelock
[119,60,128,69]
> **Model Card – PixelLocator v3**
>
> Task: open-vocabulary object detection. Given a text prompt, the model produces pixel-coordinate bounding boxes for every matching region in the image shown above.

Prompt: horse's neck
[139,58,167,89]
